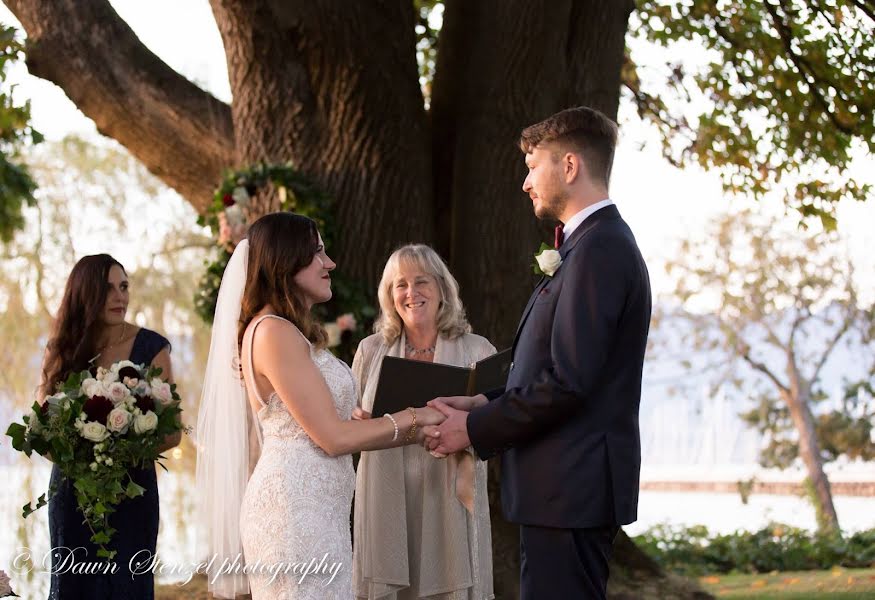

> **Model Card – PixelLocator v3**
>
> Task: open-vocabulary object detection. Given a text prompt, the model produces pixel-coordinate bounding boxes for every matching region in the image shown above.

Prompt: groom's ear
[563,151,583,184]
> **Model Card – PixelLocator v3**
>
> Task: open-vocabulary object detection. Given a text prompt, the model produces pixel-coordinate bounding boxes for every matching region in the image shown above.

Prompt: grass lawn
[698,567,875,599]
[156,569,875,599]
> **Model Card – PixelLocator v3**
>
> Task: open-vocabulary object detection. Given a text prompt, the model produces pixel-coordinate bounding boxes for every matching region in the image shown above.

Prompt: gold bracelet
[405,406,417,442]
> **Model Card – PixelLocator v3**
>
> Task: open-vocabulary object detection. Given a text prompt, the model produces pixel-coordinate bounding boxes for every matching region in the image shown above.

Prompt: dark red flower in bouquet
[134,394,154,413]
[40,400,51,415]
[222,193,235,207]
[117,366,140,382]
[83,395,114,424]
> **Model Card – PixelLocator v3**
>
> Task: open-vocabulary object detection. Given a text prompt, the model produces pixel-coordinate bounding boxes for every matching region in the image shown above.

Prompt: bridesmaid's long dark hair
[238,212,328,350]
[41,254,125,395]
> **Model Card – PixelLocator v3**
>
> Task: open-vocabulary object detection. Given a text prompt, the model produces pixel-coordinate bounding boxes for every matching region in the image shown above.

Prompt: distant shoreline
[640,480,875,497]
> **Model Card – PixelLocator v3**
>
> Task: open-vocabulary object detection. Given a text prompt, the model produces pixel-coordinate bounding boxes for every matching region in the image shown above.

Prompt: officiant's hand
[352,407,371,420]
[424,400,471,455]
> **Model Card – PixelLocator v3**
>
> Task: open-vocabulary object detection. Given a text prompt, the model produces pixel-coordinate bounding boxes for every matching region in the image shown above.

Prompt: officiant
[350,244,495,600]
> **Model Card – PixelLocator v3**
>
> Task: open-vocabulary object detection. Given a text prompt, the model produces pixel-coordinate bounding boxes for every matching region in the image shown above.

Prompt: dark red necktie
[554,225,564,249]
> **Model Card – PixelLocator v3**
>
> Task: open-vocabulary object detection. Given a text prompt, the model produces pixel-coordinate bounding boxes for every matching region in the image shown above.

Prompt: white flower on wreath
[107,407,133,434]
[225,204,245,227]
[232,186,251,208]
[534,245,563,277]
[80,421,110,443]
[133,410,159,434]
[150,379,173,406]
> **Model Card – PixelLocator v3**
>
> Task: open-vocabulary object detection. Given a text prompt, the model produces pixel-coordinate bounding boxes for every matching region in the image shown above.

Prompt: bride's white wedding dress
[239,315,356,599]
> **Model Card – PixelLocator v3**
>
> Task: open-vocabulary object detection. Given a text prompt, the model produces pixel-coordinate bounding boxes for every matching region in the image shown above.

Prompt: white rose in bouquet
[111,360,136,373]
[150,379,173,406]
[28,409,44,435]
[80,421,110,442]
[101,369,119,385]
[133,410,159,434]
[107,407,133,434]
[107,382,132,404]
[81,377,103,397]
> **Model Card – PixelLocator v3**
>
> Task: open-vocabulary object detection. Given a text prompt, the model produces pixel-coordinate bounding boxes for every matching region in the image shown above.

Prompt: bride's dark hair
[238,212,328,349]
[42,254,125,396]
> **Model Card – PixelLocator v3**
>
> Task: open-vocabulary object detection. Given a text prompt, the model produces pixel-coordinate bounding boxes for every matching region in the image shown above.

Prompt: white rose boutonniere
[533,243,563,277]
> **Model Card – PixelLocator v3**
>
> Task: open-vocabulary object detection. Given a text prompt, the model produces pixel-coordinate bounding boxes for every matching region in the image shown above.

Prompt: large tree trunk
[432,0,634,344]
[782,382,840,533]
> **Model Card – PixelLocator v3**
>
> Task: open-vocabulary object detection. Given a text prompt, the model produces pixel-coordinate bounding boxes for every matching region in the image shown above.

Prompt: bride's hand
[352,407,371,420]
[414,406,446,427]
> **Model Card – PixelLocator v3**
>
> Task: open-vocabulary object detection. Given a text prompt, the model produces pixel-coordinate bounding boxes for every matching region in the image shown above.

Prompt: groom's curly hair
[238,212,328,350]
[519,106,618,186]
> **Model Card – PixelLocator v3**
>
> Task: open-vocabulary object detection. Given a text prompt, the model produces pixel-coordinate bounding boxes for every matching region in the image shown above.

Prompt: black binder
[370,349,512,416]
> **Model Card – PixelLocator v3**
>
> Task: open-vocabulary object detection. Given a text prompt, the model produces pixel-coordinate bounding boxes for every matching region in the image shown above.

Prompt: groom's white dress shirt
[561,198,614,240]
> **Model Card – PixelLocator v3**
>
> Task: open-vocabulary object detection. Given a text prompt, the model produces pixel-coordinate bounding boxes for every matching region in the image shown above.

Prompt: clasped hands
[352,394,487,457]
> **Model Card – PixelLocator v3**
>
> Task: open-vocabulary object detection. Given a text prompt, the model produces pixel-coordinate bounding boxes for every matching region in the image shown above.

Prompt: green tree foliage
[628,0,874,228]
[0,23,40,241]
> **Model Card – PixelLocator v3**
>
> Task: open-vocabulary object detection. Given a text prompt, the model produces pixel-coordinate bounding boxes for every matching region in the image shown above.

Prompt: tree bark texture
[209,0,435,289]
[432,0,634,347]
[783,374,840,532]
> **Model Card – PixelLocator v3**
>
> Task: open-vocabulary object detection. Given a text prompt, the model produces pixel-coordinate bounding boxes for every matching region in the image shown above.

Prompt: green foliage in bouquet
[5,362,184,560]
[195,162,375,363]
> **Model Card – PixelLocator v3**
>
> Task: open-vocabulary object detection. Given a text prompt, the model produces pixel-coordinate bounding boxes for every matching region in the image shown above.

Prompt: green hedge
[633,523,875,576]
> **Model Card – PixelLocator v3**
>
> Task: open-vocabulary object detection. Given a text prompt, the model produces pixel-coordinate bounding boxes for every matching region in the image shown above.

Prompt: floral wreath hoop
[195,163,374,358]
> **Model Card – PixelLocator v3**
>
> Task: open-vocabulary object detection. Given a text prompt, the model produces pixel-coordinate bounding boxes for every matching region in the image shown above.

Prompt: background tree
[0,23,40,242]
[3,0,873,596]
[663,208,875,534]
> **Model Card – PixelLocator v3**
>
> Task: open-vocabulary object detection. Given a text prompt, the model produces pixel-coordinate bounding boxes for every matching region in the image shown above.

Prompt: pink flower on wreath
[336,313,357,332]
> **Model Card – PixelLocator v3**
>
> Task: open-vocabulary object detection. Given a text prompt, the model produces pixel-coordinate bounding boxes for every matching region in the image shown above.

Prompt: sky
[1,0,873,301]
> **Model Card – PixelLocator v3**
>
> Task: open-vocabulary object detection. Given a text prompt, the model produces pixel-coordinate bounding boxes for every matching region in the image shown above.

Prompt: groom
[425,106,652,599]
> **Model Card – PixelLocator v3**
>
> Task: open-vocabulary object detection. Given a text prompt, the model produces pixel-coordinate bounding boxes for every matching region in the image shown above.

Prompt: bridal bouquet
[5,361,184,559]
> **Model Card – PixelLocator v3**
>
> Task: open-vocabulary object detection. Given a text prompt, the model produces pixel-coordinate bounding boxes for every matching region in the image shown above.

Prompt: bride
[196,212,444,599]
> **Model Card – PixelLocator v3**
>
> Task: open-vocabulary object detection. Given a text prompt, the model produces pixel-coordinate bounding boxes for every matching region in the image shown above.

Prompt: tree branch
[764,0,856,135]
[810,311,854,384]
[6,0,234,212]
[740,347,790,394]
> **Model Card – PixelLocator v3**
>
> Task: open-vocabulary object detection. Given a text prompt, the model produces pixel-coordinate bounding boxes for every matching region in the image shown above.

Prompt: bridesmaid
[39,254,181,599]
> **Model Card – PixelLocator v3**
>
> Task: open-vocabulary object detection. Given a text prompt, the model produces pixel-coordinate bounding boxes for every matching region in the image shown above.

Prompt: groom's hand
[427,394,487,412]
[428,400,472,454]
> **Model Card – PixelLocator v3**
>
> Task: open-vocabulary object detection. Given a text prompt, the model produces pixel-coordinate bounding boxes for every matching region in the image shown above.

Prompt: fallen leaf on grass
[702,576,720,584]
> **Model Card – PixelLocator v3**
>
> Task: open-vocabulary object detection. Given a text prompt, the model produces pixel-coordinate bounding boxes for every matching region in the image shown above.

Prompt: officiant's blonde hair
[374,244,471,344]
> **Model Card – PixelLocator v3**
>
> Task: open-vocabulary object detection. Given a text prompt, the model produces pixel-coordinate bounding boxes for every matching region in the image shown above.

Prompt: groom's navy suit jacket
[467,205,651,529]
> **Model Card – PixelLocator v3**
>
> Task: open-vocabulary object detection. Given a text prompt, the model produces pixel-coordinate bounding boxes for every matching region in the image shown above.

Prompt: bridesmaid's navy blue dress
[48,328,170,600]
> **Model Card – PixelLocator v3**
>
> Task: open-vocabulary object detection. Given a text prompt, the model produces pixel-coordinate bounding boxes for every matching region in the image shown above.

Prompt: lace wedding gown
[239,315,356,599]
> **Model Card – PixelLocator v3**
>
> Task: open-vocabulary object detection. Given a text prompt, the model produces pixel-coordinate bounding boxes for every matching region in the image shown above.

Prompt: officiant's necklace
[405,341,435,356]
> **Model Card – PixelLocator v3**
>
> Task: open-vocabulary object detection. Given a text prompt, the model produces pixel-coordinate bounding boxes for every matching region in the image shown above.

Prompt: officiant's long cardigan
[352,332,495,600]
